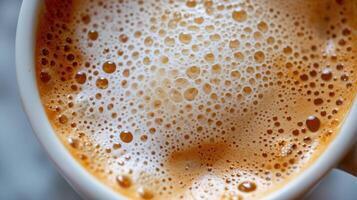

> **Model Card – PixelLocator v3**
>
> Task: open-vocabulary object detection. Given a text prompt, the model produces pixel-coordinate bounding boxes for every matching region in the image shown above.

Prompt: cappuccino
[36,0,357,199]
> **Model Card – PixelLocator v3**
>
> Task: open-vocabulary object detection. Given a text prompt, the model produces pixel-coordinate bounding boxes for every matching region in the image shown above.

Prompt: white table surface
[0,0,356,199]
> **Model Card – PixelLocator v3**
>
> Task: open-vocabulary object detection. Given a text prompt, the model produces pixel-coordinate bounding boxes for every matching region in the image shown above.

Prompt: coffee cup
[16,0,357,199]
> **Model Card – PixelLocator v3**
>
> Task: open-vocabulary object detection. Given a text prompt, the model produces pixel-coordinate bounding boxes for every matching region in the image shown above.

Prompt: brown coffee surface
[36,0,357,199]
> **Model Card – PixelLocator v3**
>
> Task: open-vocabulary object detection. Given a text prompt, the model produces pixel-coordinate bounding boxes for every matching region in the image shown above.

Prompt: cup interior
[15,0,357,199]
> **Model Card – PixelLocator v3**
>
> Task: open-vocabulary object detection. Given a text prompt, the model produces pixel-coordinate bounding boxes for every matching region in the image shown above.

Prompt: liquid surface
[36,0,357,199]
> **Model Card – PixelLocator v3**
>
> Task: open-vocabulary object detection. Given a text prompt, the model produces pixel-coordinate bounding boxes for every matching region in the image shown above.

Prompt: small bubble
[232,10,247,22]
[203,83,212,94]
[254,51,265,63]
[336,98,343,106]
[140,135,148,142]
[41,58,48,65]
[313,98,323,105]
[40,72,51,83]
[186,0,197,8]
[96,78,109,89]
[66,54,75,61]
[116,175,132,188]
[184,88,199,101]
[204,0,213,7]
[75,72,86,84]
[211,64,221,74]
[229,40,240,49]
[175,78,189,87]
[283,46,292,54]
[194,17,204,24]
[292,129,300,136]
[300,74,308,81]
[137,187,154,199]
[336,64,344,71]
[117,50,124,56]
[306,116,320,132]
[88,30,98,40]
[321,68,332,81]
[341,74,349,81]
[238,181,257,192]
[204,53,215,62]
[253,31,263,40]
[102,61,116,74]
[119,34,129,43]
[153,100,162,109]
[186,66,200,79]
[169,89,183,102]
[134,31,142,38]
[230,70,241,78]
[120,131,133,143]
[179,33,192,44]
[113,143,121,149]
[79,154,87,161]
[234,52,244,60]
[257,21,268,32]
[303,137,312,144]
[81,15,91,24]
[210,34,221,41]
[143,57,151,65]
[42,49,49,56]
[144,37,153,47]
[267,36,275,44]
[67,137,79,148]
[149,128,156,134]
[243,86,252,94]
[123,69,130,77]
[161,56,169,64]
[164,37,175,46]
[59,115,68,124]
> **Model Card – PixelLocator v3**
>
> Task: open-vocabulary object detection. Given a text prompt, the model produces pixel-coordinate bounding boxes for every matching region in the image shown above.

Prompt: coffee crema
[36,0,357,199]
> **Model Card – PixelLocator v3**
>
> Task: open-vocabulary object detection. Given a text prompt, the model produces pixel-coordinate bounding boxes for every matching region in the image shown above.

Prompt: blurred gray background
[0,0,356,199]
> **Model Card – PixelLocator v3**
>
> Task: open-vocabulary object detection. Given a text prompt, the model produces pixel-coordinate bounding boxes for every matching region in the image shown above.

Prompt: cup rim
[16,0,123,199]
[16,0,357,199]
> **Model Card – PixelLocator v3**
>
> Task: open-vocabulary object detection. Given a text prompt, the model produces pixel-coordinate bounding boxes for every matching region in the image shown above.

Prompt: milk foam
[36,0,357,199]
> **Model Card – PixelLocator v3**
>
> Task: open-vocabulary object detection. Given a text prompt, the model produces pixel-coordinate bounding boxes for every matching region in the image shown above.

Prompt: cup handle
[338,142,357,176]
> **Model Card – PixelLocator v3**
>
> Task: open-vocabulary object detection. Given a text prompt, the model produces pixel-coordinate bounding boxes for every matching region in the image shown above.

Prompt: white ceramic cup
[16,0,357,199]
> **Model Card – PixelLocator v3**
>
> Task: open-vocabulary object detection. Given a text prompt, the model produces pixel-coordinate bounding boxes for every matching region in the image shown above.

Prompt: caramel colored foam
[35,0,357,199]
